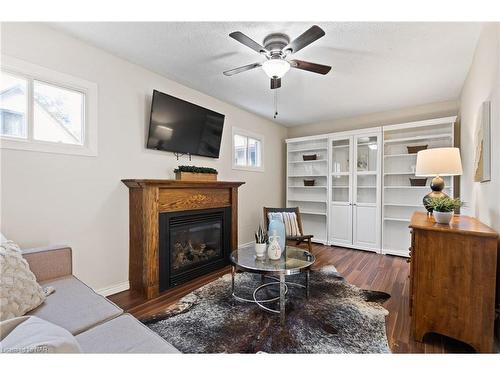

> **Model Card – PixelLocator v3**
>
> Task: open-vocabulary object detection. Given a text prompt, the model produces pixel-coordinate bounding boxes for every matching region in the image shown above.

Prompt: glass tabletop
[230,245,316,275]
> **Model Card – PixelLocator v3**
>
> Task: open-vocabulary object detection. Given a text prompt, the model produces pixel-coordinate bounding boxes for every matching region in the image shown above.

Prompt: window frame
[0,55,98,156]
[231,126,264,172]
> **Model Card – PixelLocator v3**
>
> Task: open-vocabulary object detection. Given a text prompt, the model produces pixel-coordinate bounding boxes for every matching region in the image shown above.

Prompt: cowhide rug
[143,266,391,353]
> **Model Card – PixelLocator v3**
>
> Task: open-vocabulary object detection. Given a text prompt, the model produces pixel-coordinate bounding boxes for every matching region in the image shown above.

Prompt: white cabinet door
[352,133,381,251]
[330,203,352,245]
[353,205,378,249]
[329,136,353,246]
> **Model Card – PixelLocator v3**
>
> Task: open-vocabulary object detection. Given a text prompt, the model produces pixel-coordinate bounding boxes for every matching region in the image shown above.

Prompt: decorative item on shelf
[267,230,282,260]
[409,178,427,186]
[268,216,286,253]
[174,165,218,181]
[303,179,315,186]
[407,144,428,154]
[254,224,267,258]
[415,147,463,213]
[427,196,462,224]
[302,154,318,161]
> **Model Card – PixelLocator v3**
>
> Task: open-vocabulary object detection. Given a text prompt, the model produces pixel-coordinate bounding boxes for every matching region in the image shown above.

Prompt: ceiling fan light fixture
[262,59,290,78]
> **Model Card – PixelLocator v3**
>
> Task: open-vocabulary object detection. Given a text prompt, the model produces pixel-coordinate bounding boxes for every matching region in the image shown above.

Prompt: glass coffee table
[230,245,316,325]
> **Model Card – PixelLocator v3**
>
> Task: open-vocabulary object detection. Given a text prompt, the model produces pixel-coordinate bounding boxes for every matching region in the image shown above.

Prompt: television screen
[147,90,225,158]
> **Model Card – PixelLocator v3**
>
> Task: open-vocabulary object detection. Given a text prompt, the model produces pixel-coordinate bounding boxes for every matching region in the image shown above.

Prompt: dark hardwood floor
[109,243,475,353]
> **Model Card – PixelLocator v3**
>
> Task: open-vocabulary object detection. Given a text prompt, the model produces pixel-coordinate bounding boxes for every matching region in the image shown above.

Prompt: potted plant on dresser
[428,196,462,224]
[174,165,218,181]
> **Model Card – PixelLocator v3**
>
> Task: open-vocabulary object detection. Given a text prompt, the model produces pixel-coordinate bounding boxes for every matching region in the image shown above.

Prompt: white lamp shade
[415,147,463,177]
[262,59,290,78]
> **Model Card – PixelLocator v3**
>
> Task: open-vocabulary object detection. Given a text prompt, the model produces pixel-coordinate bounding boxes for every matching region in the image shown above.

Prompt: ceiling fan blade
[290,59,332,75]
[223,62,262,76]
[229,31,268,54]
[270,78,281,90]
[284,25,325,54]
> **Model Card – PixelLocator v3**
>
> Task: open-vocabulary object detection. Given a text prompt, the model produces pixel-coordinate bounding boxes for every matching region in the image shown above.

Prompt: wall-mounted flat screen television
[147,90,225,158]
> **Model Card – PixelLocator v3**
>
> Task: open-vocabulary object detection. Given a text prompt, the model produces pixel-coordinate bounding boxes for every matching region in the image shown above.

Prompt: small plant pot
[433,211,454,225]
[255,243,267,258]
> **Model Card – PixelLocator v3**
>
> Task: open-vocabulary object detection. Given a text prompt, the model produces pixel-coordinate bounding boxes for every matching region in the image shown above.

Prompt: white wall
[458,23,500,338]
[287,100,458,138]
[0,23,287,293]
[459,23,500,230]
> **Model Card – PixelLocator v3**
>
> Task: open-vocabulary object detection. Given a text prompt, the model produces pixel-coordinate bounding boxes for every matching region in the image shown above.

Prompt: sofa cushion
[29,276,122,335]
[0,316,81,353]
[76,314,180,353]
[0,241,48,321]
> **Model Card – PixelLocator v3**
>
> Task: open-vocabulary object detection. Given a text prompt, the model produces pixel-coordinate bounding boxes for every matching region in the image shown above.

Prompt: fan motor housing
[263,33,290,56]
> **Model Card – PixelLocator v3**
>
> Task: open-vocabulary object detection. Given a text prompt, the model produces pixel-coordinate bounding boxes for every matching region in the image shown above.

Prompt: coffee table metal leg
[231,266,235,295]
[306,269,310,299]
[280,274,285,326]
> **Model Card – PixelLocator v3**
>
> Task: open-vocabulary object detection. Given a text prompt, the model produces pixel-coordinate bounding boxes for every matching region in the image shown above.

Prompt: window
[0,72,27,138]
[0,55,97,156]
[232,127,264,171]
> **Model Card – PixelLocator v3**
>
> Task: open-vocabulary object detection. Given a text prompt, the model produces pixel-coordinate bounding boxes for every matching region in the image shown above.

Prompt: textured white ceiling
[50,22,481,126]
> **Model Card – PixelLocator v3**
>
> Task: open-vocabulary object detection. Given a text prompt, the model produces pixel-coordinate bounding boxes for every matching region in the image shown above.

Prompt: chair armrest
[22,245,73,282]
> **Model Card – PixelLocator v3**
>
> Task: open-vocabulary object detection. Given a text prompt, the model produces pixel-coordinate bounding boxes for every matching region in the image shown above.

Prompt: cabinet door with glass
[352,133,381,250]
[329,137,353,246]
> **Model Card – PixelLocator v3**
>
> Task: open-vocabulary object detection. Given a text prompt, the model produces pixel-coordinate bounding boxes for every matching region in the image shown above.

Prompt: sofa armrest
[22,245,73,282]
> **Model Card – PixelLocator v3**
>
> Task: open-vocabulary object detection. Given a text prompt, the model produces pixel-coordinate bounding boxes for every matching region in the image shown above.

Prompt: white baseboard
[96,243,256,297]
[96,281,130,297]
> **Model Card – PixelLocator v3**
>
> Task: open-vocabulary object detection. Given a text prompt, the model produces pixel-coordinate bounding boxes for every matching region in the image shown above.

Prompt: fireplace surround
[159,207,231,291]
[122,179,244,299]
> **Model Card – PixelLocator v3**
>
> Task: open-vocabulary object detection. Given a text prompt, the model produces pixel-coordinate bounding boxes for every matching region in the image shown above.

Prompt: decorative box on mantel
[175,171,217,181]
[121,179,245,299]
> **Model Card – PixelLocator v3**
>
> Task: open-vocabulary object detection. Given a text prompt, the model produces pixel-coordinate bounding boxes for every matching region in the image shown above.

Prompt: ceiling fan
[223,25,332,89]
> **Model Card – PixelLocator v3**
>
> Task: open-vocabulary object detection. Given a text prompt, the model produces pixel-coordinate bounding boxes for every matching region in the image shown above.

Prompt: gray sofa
[22,245,180,353]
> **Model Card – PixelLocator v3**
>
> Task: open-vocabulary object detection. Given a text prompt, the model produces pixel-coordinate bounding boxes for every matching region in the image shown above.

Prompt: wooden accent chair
[263,207,313,252]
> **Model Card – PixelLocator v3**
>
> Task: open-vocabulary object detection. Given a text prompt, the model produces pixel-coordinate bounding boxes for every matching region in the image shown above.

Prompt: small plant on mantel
[174,165,218,182]
[428,196,462,225]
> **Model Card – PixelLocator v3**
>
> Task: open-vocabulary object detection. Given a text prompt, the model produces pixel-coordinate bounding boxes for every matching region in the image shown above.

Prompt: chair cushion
[0,316,81,353]
[29,276,122,335]
[268,212,301,237]
[0,241,48,321]
[76,314,180,353]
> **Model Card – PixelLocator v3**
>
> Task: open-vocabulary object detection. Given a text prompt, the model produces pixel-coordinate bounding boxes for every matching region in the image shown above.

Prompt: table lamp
[415,147,463,213]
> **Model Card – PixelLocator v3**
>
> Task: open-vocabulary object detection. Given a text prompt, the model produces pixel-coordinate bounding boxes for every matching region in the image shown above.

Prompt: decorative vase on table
[268,217,286,252]
[267,230,282,260]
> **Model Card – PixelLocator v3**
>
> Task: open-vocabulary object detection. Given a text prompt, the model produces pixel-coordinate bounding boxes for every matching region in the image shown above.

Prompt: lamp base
[423,176,448,213]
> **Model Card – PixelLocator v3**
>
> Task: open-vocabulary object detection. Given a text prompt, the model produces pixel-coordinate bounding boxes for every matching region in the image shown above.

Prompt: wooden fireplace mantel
[122,179,245,299]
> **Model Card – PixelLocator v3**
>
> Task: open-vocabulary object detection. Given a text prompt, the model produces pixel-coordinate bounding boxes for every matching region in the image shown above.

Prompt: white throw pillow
[0,232,7,244]
[0,241,48,321]
[0,316,82,353]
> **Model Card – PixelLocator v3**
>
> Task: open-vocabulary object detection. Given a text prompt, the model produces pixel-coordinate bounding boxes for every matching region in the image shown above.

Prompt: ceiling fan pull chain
[274,89,278,118]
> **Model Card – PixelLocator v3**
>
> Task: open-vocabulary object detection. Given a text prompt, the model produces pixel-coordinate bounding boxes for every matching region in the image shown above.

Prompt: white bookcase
[286,116,456,257]
[286,136,329,243]
[382,116,456,257]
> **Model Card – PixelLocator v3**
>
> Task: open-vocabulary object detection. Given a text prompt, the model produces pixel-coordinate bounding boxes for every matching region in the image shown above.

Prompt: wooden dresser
[409,212,498,352]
